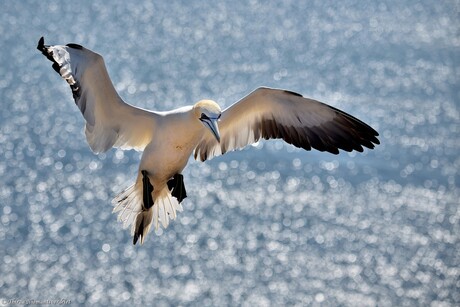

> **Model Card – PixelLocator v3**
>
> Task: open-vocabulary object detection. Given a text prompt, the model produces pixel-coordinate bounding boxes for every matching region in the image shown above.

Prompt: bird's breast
[139,118,204,180]
[140,139,196,178]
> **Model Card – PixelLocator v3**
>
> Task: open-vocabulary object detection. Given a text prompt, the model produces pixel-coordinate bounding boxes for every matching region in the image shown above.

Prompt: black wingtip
[37,36,45,51]
[37,36,55,64]
[284,90,303,97]
[66,43,83,50]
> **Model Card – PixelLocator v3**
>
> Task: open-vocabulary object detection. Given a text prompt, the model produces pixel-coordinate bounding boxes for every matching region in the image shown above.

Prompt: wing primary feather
[66,43,83,50]
[283,90,303,97]
[38,37,158,153]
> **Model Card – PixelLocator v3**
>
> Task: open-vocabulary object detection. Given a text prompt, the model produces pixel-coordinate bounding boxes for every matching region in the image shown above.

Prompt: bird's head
[193,100,222,142]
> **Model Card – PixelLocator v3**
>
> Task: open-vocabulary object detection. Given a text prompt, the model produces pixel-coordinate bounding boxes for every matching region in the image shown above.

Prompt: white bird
[37,37,379,245]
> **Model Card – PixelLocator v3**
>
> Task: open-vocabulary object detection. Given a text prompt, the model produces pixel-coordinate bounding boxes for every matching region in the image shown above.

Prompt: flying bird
[37,37,379,245]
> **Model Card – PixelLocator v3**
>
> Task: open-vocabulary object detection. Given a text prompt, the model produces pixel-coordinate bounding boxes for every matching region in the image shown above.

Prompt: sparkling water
[0,1,458,305]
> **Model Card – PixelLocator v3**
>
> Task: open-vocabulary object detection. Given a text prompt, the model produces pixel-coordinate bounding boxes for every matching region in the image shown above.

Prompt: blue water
[1,1,459,306]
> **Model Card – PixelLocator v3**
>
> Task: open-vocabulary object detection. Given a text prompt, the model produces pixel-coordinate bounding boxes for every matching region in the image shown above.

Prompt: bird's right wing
[37,37,158,153]
[194,87,379,161]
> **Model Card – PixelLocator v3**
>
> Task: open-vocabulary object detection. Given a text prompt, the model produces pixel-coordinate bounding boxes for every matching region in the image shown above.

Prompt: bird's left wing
[194,87,379,161]
[37,37,158,153]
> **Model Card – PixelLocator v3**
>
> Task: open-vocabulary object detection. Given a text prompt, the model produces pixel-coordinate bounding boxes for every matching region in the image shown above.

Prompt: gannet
[37,37,379,245]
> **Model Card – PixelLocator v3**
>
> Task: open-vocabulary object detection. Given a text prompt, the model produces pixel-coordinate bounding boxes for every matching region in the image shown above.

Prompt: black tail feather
[133,217,144,245]
[132,209,153,245]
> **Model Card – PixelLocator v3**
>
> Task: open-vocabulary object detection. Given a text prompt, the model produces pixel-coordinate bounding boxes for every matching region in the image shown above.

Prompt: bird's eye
[200,113,209,120]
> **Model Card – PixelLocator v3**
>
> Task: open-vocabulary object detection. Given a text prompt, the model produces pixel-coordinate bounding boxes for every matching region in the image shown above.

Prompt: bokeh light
[0,1,458,305]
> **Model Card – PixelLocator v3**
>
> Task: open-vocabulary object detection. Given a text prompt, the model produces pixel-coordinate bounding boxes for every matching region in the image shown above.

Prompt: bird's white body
[137,109,203,209]
[141,108,201,182]
[37,37,379,244]
[113,104,219,242]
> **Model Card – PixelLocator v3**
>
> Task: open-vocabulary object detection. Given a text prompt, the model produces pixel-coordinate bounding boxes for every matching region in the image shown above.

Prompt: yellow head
[193,100,222,142]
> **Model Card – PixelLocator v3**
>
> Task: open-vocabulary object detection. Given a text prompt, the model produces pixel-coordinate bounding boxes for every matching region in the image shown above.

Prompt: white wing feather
[194,87,379,161]
[38,37,158,153]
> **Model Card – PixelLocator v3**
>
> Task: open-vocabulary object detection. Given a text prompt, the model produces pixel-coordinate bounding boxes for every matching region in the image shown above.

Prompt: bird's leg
[141,170,154,209]
[167,174,187,203]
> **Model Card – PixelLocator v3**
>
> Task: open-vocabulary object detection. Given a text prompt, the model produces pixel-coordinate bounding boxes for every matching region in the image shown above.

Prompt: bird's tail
[112,174,186,244]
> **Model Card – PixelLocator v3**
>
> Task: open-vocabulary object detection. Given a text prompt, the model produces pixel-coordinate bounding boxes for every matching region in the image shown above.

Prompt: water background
[1,1,459,306]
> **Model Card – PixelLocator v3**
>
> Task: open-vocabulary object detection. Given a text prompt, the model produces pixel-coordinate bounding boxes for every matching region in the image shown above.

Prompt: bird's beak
[202,118,221,142]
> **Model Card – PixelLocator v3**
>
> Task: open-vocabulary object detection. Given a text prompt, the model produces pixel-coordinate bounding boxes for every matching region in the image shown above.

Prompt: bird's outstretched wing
[37,37,158,153]
[194,87,379,161]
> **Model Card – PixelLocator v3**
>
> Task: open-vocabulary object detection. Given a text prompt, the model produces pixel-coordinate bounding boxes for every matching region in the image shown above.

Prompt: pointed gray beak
[202,118,221,142]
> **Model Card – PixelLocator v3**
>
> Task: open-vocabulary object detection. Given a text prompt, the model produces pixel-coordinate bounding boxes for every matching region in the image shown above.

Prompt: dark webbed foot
[141,170,154,209]
[167,174,187,203]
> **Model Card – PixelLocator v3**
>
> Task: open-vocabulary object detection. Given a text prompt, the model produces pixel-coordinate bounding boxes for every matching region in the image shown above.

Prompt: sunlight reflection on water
[0,1,459,306]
